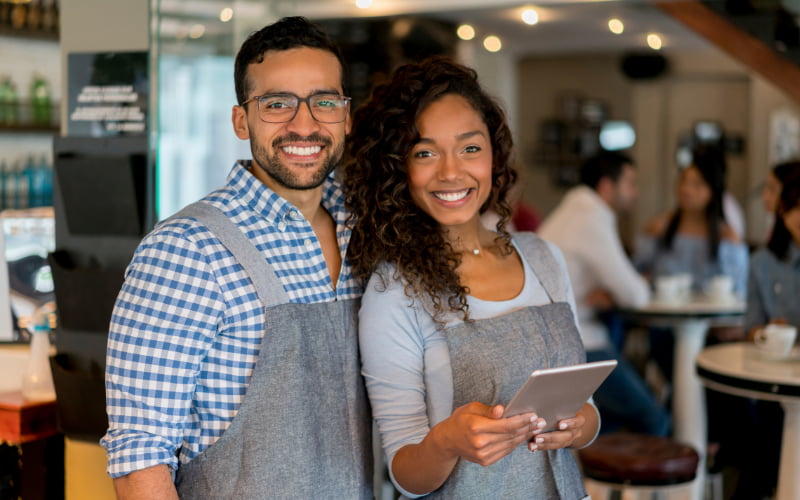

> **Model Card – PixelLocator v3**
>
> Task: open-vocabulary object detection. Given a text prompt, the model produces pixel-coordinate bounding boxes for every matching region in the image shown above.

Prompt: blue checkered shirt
[101,161,361,478]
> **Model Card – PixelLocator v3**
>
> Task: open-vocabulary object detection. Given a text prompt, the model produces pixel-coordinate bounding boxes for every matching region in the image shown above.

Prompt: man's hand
[585,288,615,311]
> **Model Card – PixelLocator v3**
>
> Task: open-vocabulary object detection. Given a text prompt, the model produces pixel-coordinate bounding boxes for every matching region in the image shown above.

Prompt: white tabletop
[628,297,745,318]
[618,298,745,500]
[696,342,800,401]
[697,342,800,500]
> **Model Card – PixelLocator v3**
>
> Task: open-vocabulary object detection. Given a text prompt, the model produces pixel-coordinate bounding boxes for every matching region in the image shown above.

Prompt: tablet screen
[503,360,617,431]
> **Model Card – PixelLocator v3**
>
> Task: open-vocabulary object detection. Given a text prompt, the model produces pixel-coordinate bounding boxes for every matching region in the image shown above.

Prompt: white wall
[515,45,800,246]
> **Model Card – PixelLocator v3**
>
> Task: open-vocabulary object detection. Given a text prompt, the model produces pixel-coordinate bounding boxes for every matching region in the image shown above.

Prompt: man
[538,151,669,436]
[101,17,372,499]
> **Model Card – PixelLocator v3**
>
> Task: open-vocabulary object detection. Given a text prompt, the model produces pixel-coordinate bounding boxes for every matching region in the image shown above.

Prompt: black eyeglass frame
[240,92,352,124]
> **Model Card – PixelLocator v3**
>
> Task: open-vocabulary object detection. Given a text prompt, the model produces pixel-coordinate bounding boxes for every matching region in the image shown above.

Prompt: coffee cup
[708,275,735,305]
[753,324,797,360]
[674,273,692,303]
[655,275,686,305]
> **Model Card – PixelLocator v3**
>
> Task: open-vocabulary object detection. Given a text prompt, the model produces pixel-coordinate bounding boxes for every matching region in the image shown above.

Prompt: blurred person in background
[636,144,748,303]
[731,171,800,499]
[539,151,669,437]
[761,160,800,239]
[636,144,750,492]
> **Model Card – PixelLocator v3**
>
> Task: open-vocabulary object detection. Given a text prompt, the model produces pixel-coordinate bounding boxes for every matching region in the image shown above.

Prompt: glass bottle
[0,1,11,28]
[21,311,56,401]
[41,0,56,33]
[26,0,42,31]
[0,77,19,125]
[0,77,8,124]
[30,73,51,126]
[10,0,26,30]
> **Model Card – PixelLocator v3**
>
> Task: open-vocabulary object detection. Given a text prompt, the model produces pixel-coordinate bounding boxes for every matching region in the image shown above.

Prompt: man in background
[538,151,669,436]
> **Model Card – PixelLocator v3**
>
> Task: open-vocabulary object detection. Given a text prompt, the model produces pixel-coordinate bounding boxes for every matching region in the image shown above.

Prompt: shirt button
[289,209,299,219]
[304,238,313,249]
[277,221,287,232]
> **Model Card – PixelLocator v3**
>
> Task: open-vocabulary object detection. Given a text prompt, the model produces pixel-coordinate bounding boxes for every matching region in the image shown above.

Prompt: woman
[635,145,748,298]
[748,170,800,335]
[761,160,800,237]
[732,172,800,499]
[344,57,597,499]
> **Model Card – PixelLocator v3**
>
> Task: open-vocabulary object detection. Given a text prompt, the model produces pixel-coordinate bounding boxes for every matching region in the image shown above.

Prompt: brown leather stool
[578,432,699,500]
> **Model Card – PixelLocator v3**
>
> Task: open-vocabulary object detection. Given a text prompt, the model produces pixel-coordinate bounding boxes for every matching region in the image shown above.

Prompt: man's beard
[251,132,343,190]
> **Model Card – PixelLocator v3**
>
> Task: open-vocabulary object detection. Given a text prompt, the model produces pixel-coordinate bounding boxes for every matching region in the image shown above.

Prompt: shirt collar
[227,160,348,229]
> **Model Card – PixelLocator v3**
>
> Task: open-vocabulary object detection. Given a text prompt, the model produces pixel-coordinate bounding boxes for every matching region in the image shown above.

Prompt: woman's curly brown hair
[343,56,518,323]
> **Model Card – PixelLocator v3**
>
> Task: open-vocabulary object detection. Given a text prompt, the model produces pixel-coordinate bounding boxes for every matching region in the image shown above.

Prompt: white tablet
[503,360,617,431]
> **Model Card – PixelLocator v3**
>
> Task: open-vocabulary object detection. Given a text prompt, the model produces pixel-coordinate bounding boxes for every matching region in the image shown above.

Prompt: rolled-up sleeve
[101,229,224,478]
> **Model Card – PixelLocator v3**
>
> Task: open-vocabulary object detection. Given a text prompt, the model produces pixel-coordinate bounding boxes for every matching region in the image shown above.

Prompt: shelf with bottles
[0,103,59,133]
[0,155,53,211]
[0,74,58,133]
[0,0,59,40]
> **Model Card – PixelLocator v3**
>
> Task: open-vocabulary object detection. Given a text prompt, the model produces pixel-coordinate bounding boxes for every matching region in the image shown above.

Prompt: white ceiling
[158,0,714,56]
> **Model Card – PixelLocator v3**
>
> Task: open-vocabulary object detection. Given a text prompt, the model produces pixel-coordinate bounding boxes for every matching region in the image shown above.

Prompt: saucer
[752,347,800,362]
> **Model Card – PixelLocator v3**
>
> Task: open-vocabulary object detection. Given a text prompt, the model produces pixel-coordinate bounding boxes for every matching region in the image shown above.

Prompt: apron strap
[171,201,289,308]
[513,231,568,304]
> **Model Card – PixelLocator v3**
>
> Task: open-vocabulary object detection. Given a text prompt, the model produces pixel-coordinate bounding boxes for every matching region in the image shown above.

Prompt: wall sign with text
[67,51,148,137]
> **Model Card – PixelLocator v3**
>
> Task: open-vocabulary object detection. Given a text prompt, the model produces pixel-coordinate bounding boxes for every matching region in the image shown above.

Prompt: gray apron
[429,233,587,499]
[171,202,373,499]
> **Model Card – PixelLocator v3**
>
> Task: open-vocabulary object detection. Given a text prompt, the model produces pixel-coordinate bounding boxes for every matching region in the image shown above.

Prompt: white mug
[655,275,687,305]
[708,275,735,305]
[753,324,797,360]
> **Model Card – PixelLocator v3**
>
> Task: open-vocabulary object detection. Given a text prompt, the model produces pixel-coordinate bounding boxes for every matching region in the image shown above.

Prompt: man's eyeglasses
[241,92,351,124]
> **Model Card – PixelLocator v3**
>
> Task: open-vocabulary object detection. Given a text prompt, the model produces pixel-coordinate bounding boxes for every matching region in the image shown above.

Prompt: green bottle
[30,74,50,126]
[0,76,19,125]
[0,78,8,124]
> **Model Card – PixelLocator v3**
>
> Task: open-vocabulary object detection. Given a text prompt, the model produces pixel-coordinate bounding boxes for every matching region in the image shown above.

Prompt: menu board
[67,51,148,137]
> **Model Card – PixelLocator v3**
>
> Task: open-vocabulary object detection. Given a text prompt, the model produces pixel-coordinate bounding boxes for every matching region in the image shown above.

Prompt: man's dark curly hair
[343,57,518,322]
[233,16,346,106]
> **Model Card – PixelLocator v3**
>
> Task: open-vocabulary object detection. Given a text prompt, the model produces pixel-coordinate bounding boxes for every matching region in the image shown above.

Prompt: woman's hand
[433,402,545,466]
[528,402,598,452]
[392,401,545,495]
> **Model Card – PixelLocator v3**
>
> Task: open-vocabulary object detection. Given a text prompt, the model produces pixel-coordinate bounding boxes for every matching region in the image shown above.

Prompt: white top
[538,186,651,350]
[723,191,746,241]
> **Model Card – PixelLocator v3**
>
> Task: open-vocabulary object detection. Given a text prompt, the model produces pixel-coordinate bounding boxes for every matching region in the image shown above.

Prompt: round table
[696,342,800,500]
[621,298,745,500]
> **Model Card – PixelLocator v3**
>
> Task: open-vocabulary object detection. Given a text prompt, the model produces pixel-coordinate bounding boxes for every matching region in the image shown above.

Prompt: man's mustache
[273,133,332,148]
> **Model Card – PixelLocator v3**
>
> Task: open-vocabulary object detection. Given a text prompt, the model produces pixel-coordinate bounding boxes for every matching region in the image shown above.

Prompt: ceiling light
[483,35,502,53]
[608,18,624,35]
[355,0,372,8]
[647,33,663,50]
[521,9,539,26]
[219,7,233,23]
[189,24,205,39]
[457,24,476,41]
[393,19,412,38]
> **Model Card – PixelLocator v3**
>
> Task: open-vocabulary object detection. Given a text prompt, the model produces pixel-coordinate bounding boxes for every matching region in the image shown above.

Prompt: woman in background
[344,57,597,499]
[635,144,748,299]
[748,169,800,337]
[761,160,800,237]
[733,172,800,499]
[636,146,753,497]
